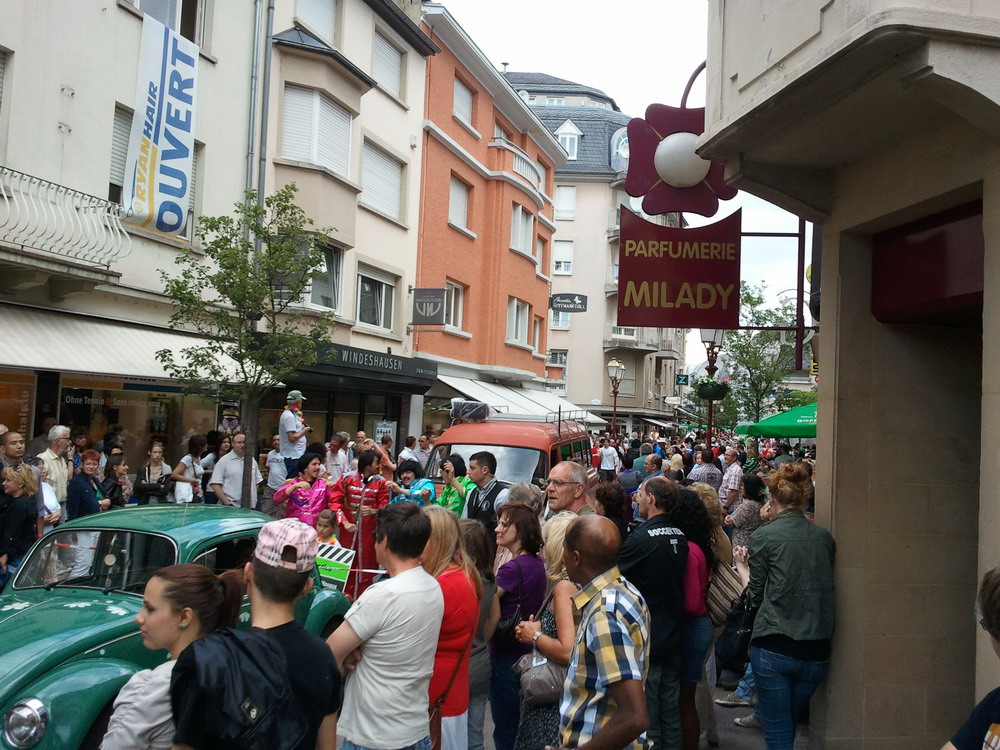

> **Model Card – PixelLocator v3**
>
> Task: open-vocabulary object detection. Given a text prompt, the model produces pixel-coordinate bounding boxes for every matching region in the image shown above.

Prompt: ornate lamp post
[700,329,725,446]
[607,358,626,436]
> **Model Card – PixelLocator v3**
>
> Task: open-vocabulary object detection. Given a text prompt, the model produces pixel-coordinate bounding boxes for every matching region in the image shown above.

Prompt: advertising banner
[549,293,588,313]
[412,288,446,325]
[122,15,199,235]
[617,208,741,329]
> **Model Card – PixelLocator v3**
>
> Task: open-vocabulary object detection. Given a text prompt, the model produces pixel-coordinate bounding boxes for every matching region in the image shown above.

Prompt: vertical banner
[617,208,741,328]
[123,15,199,235]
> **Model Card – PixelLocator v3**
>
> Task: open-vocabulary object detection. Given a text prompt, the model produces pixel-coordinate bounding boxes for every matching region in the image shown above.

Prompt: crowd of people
[9,393,997,750]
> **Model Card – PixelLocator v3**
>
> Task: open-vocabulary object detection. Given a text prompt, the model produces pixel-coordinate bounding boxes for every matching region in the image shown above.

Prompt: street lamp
[607,358,626,436]
[700,328,726,445]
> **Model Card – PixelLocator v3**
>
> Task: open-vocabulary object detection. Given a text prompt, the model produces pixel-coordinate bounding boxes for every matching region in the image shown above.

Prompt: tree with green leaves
[723,282,809,423]
[156,184,335,506]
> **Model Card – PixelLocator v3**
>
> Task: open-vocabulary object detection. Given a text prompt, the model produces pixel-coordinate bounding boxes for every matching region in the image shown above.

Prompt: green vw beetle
[0,505,350,749]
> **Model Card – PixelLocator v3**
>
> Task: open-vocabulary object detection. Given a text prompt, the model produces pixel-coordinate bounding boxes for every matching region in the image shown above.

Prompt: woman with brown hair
[423,505,482,750]
[101,564,245,750]
[733,462,835,750]
[490,502,545,750]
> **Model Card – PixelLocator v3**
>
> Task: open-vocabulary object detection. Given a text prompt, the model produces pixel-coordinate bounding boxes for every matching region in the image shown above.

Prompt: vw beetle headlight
[3,699,48,749]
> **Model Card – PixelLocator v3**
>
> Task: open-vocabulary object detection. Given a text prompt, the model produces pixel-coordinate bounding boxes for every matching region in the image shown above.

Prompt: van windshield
[428,445,547,487]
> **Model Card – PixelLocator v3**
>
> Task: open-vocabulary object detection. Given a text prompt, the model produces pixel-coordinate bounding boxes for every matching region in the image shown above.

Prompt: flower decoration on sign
[625,104,737,217]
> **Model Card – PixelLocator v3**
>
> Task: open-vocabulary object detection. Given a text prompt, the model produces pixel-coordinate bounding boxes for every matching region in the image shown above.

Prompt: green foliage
[774,388,818,411]
[156,184,335,407]
[724,282,799,423]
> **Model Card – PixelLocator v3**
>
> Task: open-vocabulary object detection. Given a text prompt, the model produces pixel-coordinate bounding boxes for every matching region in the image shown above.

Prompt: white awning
[643,417,674,430]
[437,375,607,426]
[0,304,238,380]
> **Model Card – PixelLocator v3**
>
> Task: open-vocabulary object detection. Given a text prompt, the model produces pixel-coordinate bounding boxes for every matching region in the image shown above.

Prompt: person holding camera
[280,390,312,479]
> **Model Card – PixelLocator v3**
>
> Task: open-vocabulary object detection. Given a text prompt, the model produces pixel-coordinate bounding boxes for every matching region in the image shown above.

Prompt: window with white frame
[449,176,470,231]
[535,160,548,193]
[555,120,582,161]
[554,186,576,220]
[453,77,473,126]
[546,97,565,106]
[372,30,404,99]
[183,143,201,240]
[297,0,337,47]
[445,281,465,329]
[360,141,404,221]
[620,357,636,396]
[281,86,351,177]
[550,311,570,329]
[494,123,510,141]
[357,268,396,330]
[510,204,534,255]
[507,298,530,345]
[536,236,546,263]
[548,349,568,368]
[553,240,574,275]
[533,316,542,351]
[310,245,343,310]
[127,0,205,43]
[109,104,132,203]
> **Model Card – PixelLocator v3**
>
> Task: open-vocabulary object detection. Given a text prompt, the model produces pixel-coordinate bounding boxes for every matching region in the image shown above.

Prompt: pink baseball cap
[254,518,318,573]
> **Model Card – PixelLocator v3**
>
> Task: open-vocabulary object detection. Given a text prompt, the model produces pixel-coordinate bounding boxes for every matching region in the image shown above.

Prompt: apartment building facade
[504,73,687,435]
[414,6,596,432]
[700,2,1000,746]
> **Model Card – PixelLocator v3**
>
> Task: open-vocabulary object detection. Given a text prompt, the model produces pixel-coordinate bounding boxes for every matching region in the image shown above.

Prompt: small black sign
[549,293,588,313]
[412,288,447,325]
[676,374,689,386]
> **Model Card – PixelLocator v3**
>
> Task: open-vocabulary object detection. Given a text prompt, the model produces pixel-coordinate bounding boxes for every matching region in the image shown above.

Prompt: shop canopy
[736,402,817,438]
[437,375,607,426]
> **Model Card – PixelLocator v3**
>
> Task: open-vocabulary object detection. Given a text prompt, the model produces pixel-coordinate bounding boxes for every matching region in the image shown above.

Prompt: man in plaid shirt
[549,515,650,750]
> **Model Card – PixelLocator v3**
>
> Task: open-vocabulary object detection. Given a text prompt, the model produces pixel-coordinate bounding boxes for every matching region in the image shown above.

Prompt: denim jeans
[750,646,829,750]
[490,654,521,750]
[735,662,756,701]
[342,736,431,750]
[646,661,682,750]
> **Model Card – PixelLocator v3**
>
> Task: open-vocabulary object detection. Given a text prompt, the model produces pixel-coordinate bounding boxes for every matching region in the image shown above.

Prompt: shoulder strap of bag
[432,617,477,708]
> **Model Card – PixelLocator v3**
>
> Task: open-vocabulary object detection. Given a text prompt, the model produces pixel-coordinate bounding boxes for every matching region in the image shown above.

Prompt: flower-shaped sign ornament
[624,104,736,217]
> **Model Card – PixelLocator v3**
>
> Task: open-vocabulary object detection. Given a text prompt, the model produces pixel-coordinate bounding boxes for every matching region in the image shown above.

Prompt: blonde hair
[2,465,37,497]
[421,505,483,599]
[542,511,576,583]
[689,482,724,528]
[669,454,684,474]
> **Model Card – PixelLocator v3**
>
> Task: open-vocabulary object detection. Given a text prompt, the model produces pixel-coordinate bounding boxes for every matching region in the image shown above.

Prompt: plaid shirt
[559,566,650,750]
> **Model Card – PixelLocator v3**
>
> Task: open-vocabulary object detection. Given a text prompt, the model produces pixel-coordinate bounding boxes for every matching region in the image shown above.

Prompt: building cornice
[363,0,439,57]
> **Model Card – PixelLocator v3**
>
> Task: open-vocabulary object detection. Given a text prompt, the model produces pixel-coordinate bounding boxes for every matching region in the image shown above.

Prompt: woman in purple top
[274,453,329,526]
[490,502,546,750]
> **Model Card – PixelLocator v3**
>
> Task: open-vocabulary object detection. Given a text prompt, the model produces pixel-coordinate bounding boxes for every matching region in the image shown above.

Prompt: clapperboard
[316,542,355,592]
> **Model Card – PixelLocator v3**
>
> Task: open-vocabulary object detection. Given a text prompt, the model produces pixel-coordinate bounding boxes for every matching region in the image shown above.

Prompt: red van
[426,410,598,490]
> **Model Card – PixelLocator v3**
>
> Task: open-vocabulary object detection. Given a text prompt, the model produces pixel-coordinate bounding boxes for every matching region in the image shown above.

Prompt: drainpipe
[256,0,276,216]
[244,0,264,219]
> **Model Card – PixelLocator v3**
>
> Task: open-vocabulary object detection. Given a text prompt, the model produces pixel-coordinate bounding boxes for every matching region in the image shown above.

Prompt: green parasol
[736,402,817,438]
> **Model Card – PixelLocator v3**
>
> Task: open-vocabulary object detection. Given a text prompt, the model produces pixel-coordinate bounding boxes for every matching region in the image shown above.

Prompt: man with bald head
[545,461,595,515]
[719,448,743,511]
[555,515,650,750]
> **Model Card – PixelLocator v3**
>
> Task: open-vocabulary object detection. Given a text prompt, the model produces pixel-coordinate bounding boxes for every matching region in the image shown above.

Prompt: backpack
[173,627,308,750]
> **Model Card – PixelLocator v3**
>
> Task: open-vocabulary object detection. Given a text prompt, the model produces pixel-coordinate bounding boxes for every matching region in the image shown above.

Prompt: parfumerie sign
[122,15,198,236]
[617,208,741,328]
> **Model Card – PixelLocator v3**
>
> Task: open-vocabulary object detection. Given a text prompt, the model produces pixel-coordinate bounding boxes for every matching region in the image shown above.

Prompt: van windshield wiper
[44,574,97,591]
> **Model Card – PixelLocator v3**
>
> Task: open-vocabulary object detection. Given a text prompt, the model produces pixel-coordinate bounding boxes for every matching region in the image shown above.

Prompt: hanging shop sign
[122,15,199,235]
[549,294,588,313]
[412,288,447,325]
[617,208,741,329]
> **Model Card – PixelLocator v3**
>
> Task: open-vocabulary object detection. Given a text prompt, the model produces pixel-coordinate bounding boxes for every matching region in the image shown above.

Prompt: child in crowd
[316,509,337,544]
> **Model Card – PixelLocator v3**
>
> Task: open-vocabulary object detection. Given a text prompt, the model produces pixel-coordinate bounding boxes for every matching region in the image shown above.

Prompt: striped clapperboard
[315,542,356,592]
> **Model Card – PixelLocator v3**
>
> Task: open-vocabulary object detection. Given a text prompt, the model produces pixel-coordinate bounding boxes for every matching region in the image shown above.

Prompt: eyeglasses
[544,479,581,489]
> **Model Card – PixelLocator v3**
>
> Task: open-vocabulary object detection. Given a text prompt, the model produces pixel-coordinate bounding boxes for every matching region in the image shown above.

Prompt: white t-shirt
[278,408,306,459]
[599,446,619,470]
[265,449,287,490]
[208,451,262,506]
[325,448,350,482]
[340,566,445,749]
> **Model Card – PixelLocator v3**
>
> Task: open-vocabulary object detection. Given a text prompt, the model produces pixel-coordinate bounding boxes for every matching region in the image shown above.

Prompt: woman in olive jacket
[733,461,835,750]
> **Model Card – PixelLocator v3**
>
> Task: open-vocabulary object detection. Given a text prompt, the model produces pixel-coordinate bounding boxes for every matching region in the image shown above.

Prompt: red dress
[428,566,479,717]
[327,473,390,599]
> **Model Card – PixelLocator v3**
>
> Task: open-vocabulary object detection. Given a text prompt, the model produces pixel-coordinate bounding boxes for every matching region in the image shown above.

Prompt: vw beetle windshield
[14,529,177,592]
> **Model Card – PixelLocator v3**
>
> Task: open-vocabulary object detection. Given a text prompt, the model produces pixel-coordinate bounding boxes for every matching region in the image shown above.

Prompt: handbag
[513,588,567,706]
[707,561,745,626]
[429,626,475,750]
[714,587,757,673]
[492,559,524,648]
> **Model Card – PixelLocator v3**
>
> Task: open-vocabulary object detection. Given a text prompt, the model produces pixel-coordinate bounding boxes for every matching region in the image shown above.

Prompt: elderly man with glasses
[37,424,71,513]
[545,460,595,515]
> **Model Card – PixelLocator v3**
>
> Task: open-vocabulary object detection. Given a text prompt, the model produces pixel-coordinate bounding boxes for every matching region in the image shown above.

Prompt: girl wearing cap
[101,564,244,750]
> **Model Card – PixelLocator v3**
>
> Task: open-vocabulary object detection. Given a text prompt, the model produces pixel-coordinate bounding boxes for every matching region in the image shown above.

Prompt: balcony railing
[612,325,637,339]
[0,166,132,268]
[604,323,661,351]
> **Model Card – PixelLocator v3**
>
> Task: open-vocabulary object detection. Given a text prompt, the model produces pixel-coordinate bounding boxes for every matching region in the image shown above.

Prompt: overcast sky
[437,0,808,366]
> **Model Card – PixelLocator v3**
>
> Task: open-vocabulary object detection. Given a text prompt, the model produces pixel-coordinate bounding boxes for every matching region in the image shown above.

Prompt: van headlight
[3,699,48,748]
